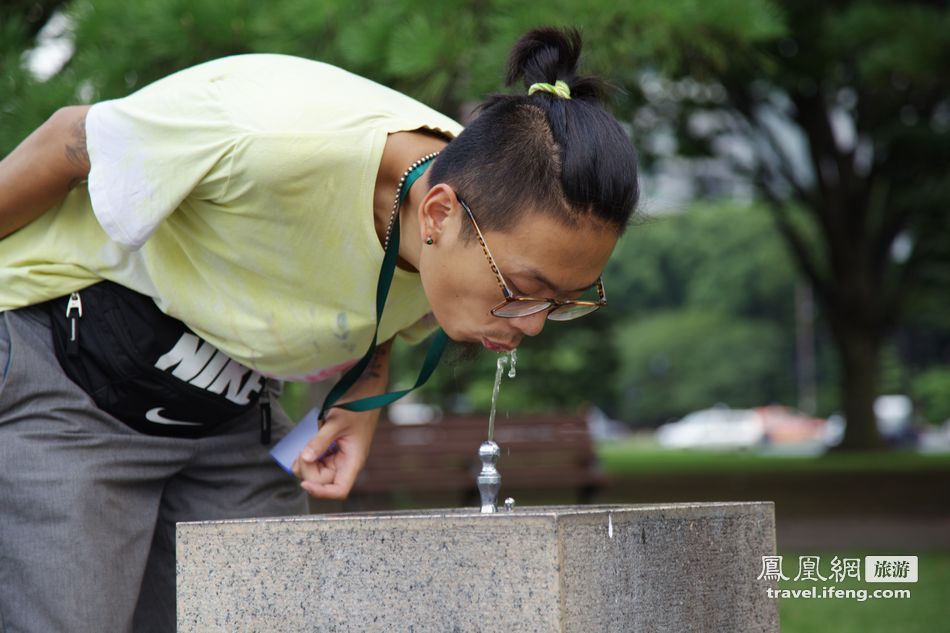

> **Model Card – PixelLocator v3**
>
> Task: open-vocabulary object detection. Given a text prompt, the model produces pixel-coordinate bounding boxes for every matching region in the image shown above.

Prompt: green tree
[614,309,787,423]
[913,367,950,426]
[606,202,800,324]
[0,0,76,152]
[609,0,950,448]
[606,201,801,422]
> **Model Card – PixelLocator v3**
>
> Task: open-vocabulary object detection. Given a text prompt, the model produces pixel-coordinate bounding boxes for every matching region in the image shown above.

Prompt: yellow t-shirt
[0,54,463,380]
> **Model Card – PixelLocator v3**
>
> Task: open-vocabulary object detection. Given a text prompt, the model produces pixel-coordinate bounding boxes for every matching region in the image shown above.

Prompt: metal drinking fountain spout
[478,351,517,514]
[477,440,501,513]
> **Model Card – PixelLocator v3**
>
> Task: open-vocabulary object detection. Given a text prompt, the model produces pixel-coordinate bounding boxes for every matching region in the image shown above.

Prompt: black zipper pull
[65,292,83,357]
[260,389,272,445]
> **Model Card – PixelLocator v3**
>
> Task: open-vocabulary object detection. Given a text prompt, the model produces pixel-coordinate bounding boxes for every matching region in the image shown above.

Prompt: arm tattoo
[65,112,90,189]
[361,342,390,382]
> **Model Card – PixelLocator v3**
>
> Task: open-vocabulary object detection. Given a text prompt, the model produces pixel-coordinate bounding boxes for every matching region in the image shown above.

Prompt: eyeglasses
[456,194,607,321]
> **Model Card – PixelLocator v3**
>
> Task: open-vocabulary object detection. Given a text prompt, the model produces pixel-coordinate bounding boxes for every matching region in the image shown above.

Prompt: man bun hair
[427,26,639,241]
[505,27,606,103]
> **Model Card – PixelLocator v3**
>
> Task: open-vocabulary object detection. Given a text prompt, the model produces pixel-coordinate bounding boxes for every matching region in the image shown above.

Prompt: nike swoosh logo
[145,407,203,427]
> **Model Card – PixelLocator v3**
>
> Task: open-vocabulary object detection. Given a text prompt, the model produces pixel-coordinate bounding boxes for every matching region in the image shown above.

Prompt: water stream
[487,350,517,442]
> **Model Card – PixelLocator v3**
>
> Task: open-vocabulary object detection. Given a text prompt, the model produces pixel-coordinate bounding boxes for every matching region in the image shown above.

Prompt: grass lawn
[777,550,949,633]
[596,436,950,475]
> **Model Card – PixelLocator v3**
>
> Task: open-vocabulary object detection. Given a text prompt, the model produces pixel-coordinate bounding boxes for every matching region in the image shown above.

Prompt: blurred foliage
[3,0,948,432]
[1,0,784,154]
[0,1,75,153]
[608,201,800,421]
[912,367,950,426]
[607,203,798,322]
[614,309,788,423]
[614,309,787,422]
[609,0,950,447]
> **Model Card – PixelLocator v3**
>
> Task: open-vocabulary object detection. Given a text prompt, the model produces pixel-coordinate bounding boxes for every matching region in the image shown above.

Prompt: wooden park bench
[347,413,607,508]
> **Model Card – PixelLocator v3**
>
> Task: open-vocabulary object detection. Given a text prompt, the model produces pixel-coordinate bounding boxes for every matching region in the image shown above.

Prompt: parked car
[758,405,829,443]
[657,404,835,452]
[656,405,764,450]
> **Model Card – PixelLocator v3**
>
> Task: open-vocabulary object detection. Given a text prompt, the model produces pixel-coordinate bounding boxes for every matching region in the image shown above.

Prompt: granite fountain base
[177,501,779,632]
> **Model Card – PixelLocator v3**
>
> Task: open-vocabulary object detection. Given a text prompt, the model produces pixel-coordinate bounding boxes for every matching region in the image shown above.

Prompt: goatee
[445,341,482,365]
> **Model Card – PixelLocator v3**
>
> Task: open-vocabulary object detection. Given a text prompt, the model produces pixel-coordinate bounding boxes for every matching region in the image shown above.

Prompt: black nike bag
[45,281,268,439]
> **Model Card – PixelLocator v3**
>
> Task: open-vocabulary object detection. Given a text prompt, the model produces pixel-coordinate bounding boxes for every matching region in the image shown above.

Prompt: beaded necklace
[383,151,440,250]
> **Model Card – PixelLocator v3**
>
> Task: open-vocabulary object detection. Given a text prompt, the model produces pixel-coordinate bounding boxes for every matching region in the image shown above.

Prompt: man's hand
[291,338,393,499]
[290,405,380,499]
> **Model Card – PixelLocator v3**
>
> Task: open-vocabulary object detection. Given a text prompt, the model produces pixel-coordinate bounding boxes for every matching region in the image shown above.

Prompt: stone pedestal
[177,502,779,632]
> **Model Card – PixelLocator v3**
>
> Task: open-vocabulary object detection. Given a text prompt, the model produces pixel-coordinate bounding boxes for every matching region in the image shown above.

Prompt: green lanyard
[318,159,447,420]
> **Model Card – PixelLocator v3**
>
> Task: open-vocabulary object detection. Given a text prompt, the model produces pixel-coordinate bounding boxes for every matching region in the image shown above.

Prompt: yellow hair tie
[528,80,571,100]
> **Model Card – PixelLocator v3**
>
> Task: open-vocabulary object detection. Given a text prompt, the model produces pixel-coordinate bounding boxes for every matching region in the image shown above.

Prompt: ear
[417,183,459,243]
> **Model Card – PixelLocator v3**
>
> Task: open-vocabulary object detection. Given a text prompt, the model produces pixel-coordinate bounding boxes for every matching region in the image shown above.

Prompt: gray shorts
[0,306,307,633]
